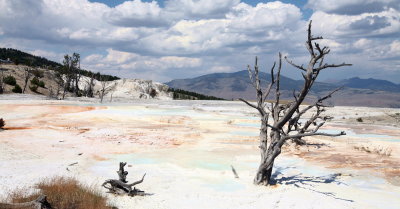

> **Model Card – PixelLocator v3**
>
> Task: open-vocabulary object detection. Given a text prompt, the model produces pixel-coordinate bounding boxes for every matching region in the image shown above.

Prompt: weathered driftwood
[0,195,52,209]
[102,162,146,196]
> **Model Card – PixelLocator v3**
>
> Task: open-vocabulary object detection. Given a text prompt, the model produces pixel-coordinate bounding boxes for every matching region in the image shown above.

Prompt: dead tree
[240,21,351,186]
[72,53,81,97]
[0,68,4,94]
[61,55,73,100]
[85,73,95,97]
[0,195,52,209]
[99,75,116,103]
[60,53,81,99]
[54,72,64,99]
[22,67,32,93]
[102,162,146,196]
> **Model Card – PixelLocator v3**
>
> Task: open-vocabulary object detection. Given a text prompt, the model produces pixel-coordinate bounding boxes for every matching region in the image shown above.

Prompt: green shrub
[12,84,22,93]
[31,77,45,88]
[29,85,38,92]
[38,80,45,88]
[3,75,16,85]
[32,69,44,78]
[356,117,363,122]
[31,77,40,85]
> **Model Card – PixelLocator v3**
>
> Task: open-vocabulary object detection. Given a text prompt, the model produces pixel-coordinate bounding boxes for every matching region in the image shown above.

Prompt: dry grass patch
[3,177,116,209]
[353,144,392,156]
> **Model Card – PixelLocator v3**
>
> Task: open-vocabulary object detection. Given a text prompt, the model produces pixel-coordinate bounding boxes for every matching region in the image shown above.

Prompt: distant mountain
[167,70,336,100]
[167,70,400,107]
[336,77,400,92]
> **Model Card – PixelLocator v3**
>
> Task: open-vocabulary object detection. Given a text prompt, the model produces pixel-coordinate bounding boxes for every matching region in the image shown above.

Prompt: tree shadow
[270,168,354,202]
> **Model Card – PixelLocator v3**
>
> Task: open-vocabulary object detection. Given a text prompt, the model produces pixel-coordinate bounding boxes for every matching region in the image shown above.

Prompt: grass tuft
[3,176,116,209]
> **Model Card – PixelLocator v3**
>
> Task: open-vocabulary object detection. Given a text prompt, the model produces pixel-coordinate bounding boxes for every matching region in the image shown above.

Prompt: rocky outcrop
[92,78,173,100]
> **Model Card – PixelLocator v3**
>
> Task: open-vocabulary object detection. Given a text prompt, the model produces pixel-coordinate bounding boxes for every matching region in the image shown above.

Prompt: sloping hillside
[0,48,225,101]
[167,70,334,100]
[0,64,173,100]
[337,77,400,92]
[167,70,400,107]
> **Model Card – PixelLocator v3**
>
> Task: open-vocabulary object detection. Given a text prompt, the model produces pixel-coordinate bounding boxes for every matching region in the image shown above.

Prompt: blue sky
[0,0,399,83]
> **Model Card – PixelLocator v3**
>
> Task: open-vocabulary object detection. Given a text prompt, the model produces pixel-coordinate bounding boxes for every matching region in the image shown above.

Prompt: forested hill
[0,48,60,68]
[0,48,119,81]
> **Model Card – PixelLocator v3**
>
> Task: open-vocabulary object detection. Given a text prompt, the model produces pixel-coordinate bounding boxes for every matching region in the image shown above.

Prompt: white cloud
[228,1,302,31]
[104,0,167,27]
[208,65,233,73]
[306,0,399,15]
[82,49,202,81]
[30,49,64,62]
[310,9,400,38]
[0,0,399,82]
[164,0,240,19]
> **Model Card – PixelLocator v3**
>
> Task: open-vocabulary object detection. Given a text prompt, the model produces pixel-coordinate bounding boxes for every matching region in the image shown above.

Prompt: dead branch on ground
[102,162,147,196]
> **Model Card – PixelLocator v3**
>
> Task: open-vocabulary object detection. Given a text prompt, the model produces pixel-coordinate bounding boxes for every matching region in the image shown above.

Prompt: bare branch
[316,63,352,71]
[306,20,318,57]
[274,53,282,110]
[262,62,276,103]
[247,64,257,89]
[129,173,146,187]
[291,87,342,123]
[239,98,258,109]
[285,56,306,72]
[282,131,346,140]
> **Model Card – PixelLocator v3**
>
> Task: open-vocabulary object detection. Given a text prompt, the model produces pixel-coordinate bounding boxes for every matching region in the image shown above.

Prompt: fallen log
[102,162,146,196]
[0,195,52,209]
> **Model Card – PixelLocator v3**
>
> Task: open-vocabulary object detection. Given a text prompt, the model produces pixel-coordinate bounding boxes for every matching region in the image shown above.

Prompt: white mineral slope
[1,97,400,209]
[78,76,173,101]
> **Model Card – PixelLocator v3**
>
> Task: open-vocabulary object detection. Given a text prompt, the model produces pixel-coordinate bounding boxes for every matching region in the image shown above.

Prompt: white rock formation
[79,76,173,101]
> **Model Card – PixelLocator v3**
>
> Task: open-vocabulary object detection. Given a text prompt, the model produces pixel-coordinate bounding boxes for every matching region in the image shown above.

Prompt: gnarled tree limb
[102,162,146,196]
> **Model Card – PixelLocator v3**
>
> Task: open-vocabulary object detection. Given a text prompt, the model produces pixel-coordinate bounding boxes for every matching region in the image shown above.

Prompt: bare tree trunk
[22,67,31,94]
[73,53,81,97]
[86,73,95,97]
[62,80,68,100]
[0,69,4,94]
[240,21,350,186]
[254,130,282,185]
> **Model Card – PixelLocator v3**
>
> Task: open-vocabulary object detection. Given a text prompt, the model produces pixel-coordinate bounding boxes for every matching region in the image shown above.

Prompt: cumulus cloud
[30,49,64,62]
[104,0,168,27]
[0,0,399,82]
[310,9,400,38]
[0,0,303,55]
[306,0,400,15]
[164,0,240,19]
[82,49,202,80]
[135,1,304,56]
